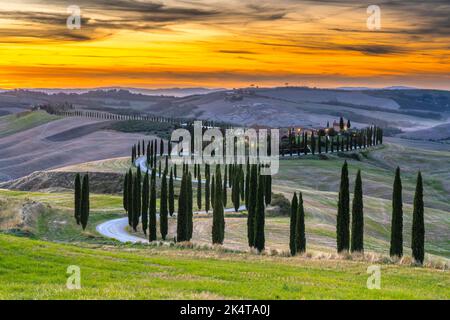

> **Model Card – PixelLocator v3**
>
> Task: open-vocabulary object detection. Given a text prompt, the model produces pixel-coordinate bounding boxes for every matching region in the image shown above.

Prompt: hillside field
[0,233,448,299]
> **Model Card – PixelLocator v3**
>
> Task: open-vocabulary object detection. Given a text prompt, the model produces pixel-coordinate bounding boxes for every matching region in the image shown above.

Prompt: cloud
[217,50,257,54]
[337,45,406,56]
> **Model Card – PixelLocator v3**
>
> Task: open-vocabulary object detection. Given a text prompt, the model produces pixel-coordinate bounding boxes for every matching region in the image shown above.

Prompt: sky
[0,0,449,90]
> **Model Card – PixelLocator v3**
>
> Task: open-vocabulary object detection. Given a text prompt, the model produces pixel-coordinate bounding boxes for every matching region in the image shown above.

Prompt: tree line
[281,125,383,157]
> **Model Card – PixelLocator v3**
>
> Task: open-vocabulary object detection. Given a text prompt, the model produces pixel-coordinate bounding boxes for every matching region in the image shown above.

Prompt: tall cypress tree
[211,175,215,210]
[296,192,306,254]
[169,169,175,216]
[187,172,193,240]
[80,174,90,230]
[127,169,133,226]
[74,173,81,225]
[245,160,250,208]
[197,171,202,210]
[351,170,364,253]
[141,171,149,235]
[289,192,298,256]
[223,168,227,207]
[212,165,225,244]
[160,172,168,240]
[177,171,187,242]
[336,161,350,253]
[149,170,157,241]
[239,165,245,201]
[232,172,240,212]
[390,167,403,258]
[205,166,210,213]
[264,174,272,205]
[411,171,425,264]
[247,164,257,247]
[132,169,142,231]
[122,172,128,213]
[254,173,265,252]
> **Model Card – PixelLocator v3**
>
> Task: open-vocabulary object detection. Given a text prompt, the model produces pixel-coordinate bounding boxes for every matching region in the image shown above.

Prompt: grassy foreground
[0,234,448,299]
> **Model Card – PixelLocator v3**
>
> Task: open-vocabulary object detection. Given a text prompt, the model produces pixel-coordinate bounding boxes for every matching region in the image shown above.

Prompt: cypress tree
[160,139,164,156]
[245,160,250,208]
[336,161,350,253]
[153,140,157,168]
[239,165,245,201]
[80,174,90,230]
[296,192,306,254]
[169,169,175,216]
[223,168,227,207]
[254,173,265,252]
[311,132,316,155]
[197,171,202,210]
[132,169,141,231]
[165,156,169,175]
[232,172,240,212]
[146,142,150,165]
[177,171,187,242]
[205,167,210,213]
[351,170,364,253]
[247,165,257,247]
[212,165,225,244]
[289,192,298,256]
[318,134,322,154]
[74,173,81,225]
[211,175,215,210]
[411,171,425,265]
[141,171,149,235]
[127,169,133,226]
[158,160,161,178]
[123,172,128,213]
[223,166,227,190]
[228,164,232,188]
[187,172,193,240]
[160,172,168,240]
[150,141,154,167]
[194,162,197,179]
[149,170,157,241]
[390,167,403,258]
[264,174,272,205]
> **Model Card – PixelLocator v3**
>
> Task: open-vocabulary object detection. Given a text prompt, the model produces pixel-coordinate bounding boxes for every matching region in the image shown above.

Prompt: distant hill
[9,87,225,97]
[1,87,449,135]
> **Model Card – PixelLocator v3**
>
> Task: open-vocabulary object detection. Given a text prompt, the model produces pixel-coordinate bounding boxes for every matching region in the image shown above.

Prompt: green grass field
[0,111,60,138]
[0,233,448,299]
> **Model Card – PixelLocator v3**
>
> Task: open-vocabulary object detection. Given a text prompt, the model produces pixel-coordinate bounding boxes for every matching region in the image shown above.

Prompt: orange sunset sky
[0,0,449,89]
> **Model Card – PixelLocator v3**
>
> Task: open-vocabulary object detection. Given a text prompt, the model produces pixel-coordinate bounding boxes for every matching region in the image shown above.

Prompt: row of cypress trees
[123,166,175,241]
[390,167,425,264]
[281,126,383,156]
[333,161,425,264]
[246,164,268,252]
[74,173,90,230]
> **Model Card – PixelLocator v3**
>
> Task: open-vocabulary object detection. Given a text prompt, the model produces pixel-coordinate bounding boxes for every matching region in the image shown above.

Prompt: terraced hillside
[0,114,151,181]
